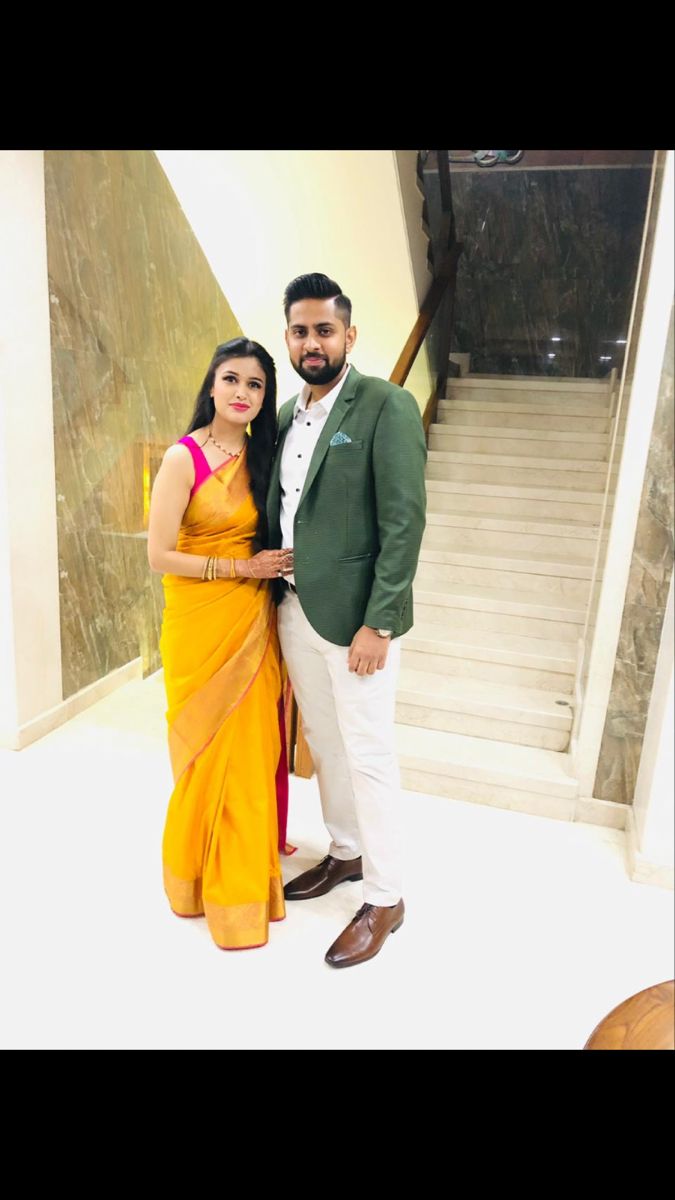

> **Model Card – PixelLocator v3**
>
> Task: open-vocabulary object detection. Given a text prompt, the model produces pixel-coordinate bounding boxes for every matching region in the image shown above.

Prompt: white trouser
[278,590,403,906]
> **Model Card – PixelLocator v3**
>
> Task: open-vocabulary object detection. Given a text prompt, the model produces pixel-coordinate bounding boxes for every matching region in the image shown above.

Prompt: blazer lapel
[298,367,361,507]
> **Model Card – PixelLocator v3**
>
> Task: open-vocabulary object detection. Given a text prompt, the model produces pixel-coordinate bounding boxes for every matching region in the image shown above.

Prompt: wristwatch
[375,629,391,639]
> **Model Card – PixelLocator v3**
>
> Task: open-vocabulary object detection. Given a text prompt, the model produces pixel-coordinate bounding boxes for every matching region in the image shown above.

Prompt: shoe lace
[353,903,375,922]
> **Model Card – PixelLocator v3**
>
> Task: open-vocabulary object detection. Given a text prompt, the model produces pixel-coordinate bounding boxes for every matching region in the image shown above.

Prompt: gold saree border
[164,866,286,948]
[163,863,204,916]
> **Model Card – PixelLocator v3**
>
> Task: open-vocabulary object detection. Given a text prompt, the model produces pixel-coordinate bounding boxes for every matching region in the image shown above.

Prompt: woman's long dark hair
[185,337,277,550]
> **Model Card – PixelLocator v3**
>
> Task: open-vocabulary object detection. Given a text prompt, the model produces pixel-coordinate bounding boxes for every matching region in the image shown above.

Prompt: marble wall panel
[45,150,241,696]
[424,162,652,378]
[594,306,674,802]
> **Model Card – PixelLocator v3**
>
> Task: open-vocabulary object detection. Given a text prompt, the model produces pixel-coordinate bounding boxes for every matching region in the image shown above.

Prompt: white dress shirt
[280,366,351,584]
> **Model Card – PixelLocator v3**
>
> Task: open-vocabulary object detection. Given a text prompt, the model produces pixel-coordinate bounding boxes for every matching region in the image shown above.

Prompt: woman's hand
[239,549,294,579]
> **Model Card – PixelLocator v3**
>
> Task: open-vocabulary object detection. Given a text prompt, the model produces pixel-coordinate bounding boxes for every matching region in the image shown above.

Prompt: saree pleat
[160,448,286,949]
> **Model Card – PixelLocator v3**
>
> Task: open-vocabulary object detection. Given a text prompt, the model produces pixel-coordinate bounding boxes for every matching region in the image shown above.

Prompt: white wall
[0,393,18,744]
[155,150,432,408]
[0,150,62,747]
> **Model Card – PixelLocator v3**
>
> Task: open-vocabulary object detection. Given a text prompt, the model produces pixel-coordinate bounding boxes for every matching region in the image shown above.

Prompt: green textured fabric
[267,365,427,646]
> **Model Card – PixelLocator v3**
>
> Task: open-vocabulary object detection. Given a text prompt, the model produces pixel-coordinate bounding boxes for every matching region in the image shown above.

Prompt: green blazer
[266,365,427,646]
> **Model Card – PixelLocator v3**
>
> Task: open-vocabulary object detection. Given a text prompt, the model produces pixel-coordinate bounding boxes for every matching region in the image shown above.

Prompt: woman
[148,338,294,950]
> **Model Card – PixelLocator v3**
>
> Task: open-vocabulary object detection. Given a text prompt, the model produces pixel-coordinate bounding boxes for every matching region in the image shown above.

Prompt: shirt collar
[294,364,351,417]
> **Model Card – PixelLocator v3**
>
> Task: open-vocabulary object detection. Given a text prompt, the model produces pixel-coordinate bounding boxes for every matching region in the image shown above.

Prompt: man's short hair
[283,273,352,326]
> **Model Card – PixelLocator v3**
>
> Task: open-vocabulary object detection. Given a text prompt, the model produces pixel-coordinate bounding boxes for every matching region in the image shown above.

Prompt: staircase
[397,373,615,818]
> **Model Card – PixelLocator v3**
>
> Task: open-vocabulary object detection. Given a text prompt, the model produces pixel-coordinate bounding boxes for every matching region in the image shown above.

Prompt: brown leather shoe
[324,899,405,968]
[283,854,363,901]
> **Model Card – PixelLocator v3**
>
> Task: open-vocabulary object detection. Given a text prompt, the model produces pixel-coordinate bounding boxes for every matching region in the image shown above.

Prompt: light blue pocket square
[329,431,352,446]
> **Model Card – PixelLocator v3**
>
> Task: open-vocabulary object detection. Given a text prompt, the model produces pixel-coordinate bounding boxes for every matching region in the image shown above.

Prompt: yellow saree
[160,442,286,949]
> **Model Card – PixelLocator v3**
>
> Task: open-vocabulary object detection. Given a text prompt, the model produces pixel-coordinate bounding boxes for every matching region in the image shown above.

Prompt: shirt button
[298,454,302,458]
[295,488,300,492]
[306,422,311,426]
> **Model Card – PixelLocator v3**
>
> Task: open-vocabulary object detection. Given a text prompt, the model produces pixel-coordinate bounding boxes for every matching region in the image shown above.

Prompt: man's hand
[347,626,390,676]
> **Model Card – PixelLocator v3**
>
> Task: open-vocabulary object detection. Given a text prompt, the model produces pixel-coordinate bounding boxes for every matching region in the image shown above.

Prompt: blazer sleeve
[363,387,427,631]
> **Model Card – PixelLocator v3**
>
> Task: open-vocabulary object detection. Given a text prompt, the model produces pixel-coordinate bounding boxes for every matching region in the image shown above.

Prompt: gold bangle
[202,556,209,581]
[230,557,236,579]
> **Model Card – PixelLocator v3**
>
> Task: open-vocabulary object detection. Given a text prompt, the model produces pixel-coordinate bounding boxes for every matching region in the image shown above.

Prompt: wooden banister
[390,243,462,390]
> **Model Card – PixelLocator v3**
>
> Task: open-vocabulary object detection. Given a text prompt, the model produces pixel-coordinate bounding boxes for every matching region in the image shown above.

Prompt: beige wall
[393,150,433,309]
[155,150,433,409]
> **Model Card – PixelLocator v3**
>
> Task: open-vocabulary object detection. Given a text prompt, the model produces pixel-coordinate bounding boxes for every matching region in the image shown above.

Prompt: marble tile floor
[0,672,672,1050]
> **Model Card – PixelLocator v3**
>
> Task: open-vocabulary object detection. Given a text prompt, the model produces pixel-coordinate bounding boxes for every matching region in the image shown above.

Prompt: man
[267,273,427,968]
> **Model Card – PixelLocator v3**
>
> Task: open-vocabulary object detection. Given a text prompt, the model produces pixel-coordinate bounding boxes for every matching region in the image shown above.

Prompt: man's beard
[295,349,346,386]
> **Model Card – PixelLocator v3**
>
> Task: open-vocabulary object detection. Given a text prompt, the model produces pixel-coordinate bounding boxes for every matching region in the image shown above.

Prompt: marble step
[429,425,609,461]
[426,479,606,522]
[396,667,573,750]
[402,624,576,693]
[416,548,593,600]
[422,513,600,560]
[414,579,586,641]
[437,401,610,430]
[445,376,610,408]
[396,725,578,819]
[413,601,585,643]
[444,389,610,414]
[414,576,588,619]
[426,450,611,489]
[447,373,606,388]
[425,510,601,538]
[407,622,577,667]
[433,417,608,438]
[432,422,609,444]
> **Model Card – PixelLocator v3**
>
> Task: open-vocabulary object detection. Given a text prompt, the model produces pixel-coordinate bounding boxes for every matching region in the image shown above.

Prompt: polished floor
[0,672,672,1050]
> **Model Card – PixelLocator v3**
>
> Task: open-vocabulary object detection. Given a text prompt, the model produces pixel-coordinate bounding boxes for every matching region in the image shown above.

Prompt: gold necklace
[208,425,246,457]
